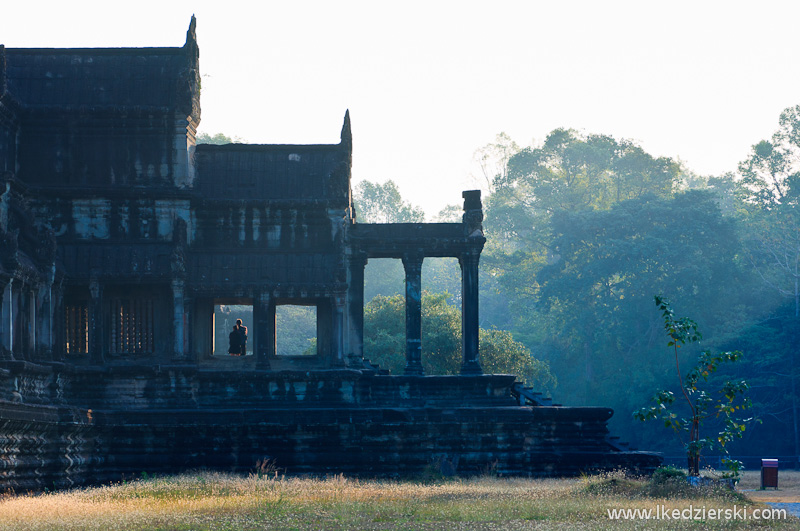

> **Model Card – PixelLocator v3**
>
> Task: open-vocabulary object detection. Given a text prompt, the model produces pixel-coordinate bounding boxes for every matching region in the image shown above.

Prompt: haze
[3,0,799,215]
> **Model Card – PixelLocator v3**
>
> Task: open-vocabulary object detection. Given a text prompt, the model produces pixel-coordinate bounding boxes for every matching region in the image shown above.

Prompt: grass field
[0,469,797,530]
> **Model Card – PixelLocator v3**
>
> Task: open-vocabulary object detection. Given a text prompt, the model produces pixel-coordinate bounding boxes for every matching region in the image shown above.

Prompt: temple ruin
[0,18,659,491]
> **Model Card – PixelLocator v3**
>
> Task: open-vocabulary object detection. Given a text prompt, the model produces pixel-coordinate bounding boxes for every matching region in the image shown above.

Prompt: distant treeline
[354,105,800,461]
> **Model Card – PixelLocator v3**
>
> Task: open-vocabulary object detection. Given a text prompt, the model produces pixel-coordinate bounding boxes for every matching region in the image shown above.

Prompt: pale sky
[3,1,799,216]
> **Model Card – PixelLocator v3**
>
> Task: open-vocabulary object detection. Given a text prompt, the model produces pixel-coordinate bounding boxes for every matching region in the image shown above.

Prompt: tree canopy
[359,107,800,459]
[353,180,425,223]
[363,292,555,393]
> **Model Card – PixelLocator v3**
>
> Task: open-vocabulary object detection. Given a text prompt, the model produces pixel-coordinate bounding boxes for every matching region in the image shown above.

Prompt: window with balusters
[108,297,154,355]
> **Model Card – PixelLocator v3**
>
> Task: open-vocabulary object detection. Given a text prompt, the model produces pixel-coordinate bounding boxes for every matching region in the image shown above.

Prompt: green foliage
[363,292,555,391]
[650,466,687,484]
[739,104,800,208]
[580,468,746,500]
[485,128,681,251]
[714,300,800,458]
[529,190,745,422]
[353,180,425,223]
[473,132,520,191]
[433,204,462,222]
[479,327,556,391]
[196,132,245,145]
[634,297,756,477]
[276,306,316,356]
[364,258,462,306]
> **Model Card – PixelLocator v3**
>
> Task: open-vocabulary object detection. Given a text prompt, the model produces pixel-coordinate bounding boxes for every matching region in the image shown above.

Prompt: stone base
[0,362,661,491]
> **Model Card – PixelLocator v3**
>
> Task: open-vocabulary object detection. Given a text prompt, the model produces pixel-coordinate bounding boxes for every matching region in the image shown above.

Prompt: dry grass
[0,470,796,530]
[737,469,800,491]
[737,469,800,504]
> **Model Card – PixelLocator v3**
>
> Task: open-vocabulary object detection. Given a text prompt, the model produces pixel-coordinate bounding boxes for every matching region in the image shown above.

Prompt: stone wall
[0,362,660,492]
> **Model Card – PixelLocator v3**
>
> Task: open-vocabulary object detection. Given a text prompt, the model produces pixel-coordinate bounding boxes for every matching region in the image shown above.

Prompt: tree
[635,297,756,478]
[738,105,800,463]
[500,129,679,218]
[716,301,800,459]
[433,204,462,223]
[481,129,685,335]
[533,190,746,435]
[739,105,800,208]
[472,132,520,192]
[196,132,244,145]
[353,180,425,223]
[363,292,555,392]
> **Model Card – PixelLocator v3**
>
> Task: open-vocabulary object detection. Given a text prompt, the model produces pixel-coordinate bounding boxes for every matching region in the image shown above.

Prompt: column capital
[402,251,424,273]
[458,248,481,268]
[171,278,185,293]
[350,250,369,268]
[89,277,102,300]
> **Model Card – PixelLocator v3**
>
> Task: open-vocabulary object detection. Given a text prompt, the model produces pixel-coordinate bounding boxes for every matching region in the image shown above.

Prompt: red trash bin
[761,459,778,489]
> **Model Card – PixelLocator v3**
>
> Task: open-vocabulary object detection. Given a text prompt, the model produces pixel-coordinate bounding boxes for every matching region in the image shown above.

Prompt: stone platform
[0,362,660,492]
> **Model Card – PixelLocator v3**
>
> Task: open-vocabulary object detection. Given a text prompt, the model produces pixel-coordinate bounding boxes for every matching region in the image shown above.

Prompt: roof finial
[185,15,198,49]
[340,109,352,152]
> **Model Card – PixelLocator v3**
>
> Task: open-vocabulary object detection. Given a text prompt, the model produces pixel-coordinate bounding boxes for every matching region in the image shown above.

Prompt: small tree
[634,296,756,477]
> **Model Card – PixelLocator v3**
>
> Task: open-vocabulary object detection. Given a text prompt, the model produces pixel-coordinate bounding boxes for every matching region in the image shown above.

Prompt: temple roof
[1,17,199,117]
[5,48,183,109]
[195,143,349,202]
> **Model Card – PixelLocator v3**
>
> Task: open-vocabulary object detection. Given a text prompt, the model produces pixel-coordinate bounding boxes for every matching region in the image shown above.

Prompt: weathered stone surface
[0,19,660,492]
[0,366,659,491]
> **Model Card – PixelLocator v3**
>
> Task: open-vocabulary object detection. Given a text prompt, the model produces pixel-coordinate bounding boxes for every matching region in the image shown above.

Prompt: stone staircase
[0,360,662,492]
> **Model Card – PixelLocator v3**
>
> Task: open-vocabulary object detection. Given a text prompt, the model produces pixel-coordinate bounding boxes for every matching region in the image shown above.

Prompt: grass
[0,470,797,530]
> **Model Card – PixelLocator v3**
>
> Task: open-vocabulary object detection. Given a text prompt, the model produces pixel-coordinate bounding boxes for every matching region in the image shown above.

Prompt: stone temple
[0,18,659,490]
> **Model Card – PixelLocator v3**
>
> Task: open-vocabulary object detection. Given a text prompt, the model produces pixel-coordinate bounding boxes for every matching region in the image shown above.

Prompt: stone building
[0,19,658,491]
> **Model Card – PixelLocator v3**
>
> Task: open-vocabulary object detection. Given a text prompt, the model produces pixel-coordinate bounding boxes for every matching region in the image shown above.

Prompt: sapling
[634,296,756,478]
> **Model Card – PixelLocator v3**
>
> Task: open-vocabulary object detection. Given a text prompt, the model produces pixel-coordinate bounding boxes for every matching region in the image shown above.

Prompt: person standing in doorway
[236,318,248,355]
[228,319,248,356]
[228,325,241,356]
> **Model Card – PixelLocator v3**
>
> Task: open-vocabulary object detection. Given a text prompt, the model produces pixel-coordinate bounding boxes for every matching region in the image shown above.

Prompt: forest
[349,105,800,463]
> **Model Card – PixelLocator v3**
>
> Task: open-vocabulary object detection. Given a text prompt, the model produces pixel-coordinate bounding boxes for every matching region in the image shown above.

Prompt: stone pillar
[52,283,64,362]
[88,278,104,365]
[40,266,56,358]
[254,292,274,370]
[333,294,346,367]
[460,249,483,375]
[0,277,11,353]
[171,279,185,361]
[348,252,368,363]
[27,288,36,358]
[402,253,424,375]
[184,297,194,362]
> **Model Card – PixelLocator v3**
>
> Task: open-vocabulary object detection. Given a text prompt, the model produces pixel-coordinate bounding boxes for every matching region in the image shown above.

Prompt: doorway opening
[213,303,253,355]
[276,304,317,356]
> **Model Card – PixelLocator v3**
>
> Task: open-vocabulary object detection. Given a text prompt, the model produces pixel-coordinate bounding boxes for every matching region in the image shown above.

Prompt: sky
[3,1,800,216]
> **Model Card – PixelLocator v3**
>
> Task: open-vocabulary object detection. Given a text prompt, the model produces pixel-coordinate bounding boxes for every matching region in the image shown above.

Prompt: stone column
[52,283,64,362]
[40,266,56,359]
[460,249,483,375]
[402,253,424,375]
[0,277,11,353]
[332,294,346,367]
[183,297,194,362]
[348,252,368,363]
[171,279,185,361]
[27,288,36,358]
[254,292,274,370]
[88,278,104,365]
